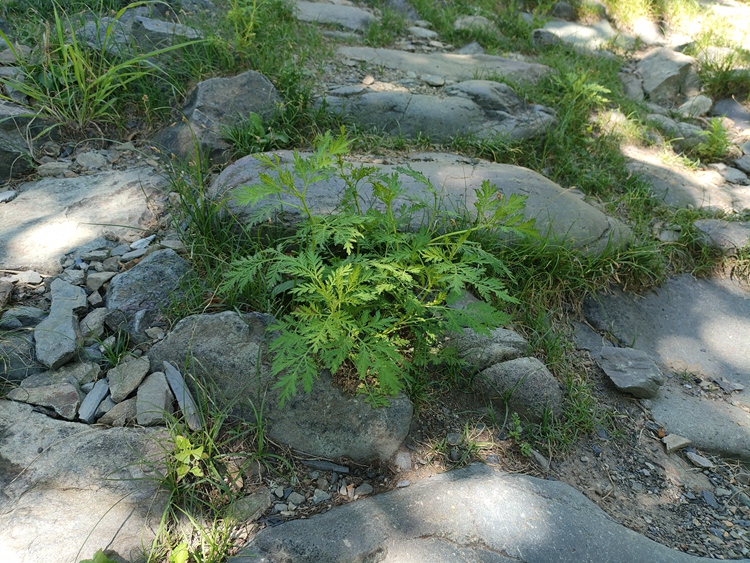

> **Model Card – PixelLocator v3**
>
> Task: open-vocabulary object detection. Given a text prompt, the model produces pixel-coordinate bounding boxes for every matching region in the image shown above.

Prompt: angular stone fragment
[34,308,81,369]
[109,356,150,403]
[662,434,691,453]
[85,271,116,292]
[136,371,174,426]
[227,487,271,522]
[0,332,42,382]
[78,378,110,423]
[8,374,83,420]
[598,346,664,398]
[294,1,376,31]
[0,306,47,330]
[50,278,88,315]
[637,47,701,105]
[98,396,137,426]
[80,307,110,343]
[162,362,201,431]
[131,16,203,49]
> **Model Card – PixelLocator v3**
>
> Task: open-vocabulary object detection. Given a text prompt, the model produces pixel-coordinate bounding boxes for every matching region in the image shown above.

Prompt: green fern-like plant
[222,132,537,405]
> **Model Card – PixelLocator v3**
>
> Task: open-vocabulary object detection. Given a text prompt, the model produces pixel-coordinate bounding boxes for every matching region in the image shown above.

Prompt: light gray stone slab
[294,1,377,31]
[232,463,727,563]
[337,46,551,85]
[7,374,83,420]
[0,400,167,562]
[694,219,750,252]
[583,275,750,408]
[162,361,201,431]
[34,307,81,369]
[0,167,166,274]
[50,278,88,315]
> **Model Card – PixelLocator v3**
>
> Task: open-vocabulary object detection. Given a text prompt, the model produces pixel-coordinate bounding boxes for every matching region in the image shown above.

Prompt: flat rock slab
[651,384,750,460]
[0,167,166,274]
[294,1,376,31]
[338,46,551,85]
[694,219,750,251]
[0,400,167,563]
[583,274,750,407]
[211,151,631,255]
[231,463,727,563]
[713,98,750,131]
[598,346,665,398]
[321,79,556,143]
[535,19,635,52]
[624,146,733,212]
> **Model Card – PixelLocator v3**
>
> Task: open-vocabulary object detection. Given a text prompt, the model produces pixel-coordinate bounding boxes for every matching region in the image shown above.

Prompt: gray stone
[646,113,705,151]
[49,360,100,385]
[120,247,148,262]
[475,357,564,422]
[551,2,576,20]
[105,248,195,318]
[393,449,412,472]
[0,400,167,563]
[78,378,110,423]
[228,487,271,521]
[632,17,664,45]
[7,372,83,420]
[583,274,750,408]
[355,482,374,496]
[598,346,665,398]
[454,15,497,32]
[321,79,556,144]
[694,219,750,252]
[232,463,717,563]
[663,434,691,453]
[0,167,166,274]
[153,70,281,164]
[338,46,551,86]
[408,26,438,39]
[295,1,376,31]
[131,15,203,49]
[456,41,484,55]
[0,332,42,382]
[212,151,632,256]
[50,278,88,315]
[734,155,750,175]
[60,267,86,286]
[0,280,11,308]
[637,47,701,105]
[686,451,714,469]
[109,356,150,403]
[268,367,414,464]
[136,371,174,426]
[96,396,116,418]
[534,20,634,52]
[98,396,137,426]
[34,307,81,369]
[625,147,732,211]
[80,308,110,343]
[75,150,108,170]
[0,189,17,203]
[0,306,46,330]
[0,100,34,181]
[288,491,306,505]
[447,326,530,373]
[162,362,201,431]
[36,161,71,177]
[713,98,750,131]
[620,72,644,101]
[149,311,412,462]
[130,234,156,250]
[15,270,43,285]
[86,270,117,292]
[678,95,713,118]
[312,488,331,504]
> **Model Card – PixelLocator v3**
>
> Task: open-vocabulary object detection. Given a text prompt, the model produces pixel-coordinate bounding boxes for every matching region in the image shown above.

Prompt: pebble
[120,248,148,262]
[716,487,732,497]
[301,459,349,474]
[662,434,691,453]
[396,480,410,488]
[703,490,720,509]
[355,483,373,496]
[287,492,305,505]
[446,432,462,446]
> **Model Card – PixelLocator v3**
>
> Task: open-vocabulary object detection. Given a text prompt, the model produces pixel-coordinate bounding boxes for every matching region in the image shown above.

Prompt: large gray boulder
[105,248,195,318]
[321,79,556,143]
[637,47,701,106]
[148,311,413,462]
[0,166,166,274]
[153,70,281,164]
[211,151,632,256]
[337,46,551,85]
[231,463,725,563]
[0,400,167,563]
